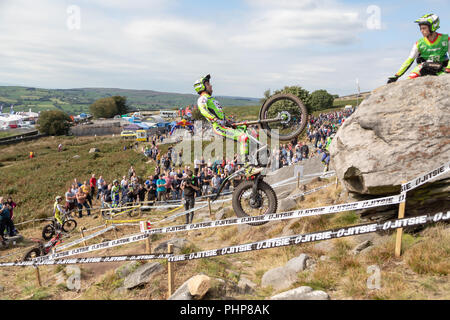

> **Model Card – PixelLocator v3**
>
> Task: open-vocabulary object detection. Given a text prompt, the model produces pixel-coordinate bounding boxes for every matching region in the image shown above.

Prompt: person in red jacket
[89,174,97,200]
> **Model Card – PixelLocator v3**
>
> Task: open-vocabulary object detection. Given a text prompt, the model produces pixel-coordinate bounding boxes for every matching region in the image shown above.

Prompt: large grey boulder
[351,240,373,255]
[168,277,195,300]
[188,275,211,299]
[153,238,191,254]
[237,277,257,295]
[285,254,310,272]
[278,198,297,213]
[270,286,329,300]
[122,262,164,289]
[116,261,140,279]
[330,75,450,219]
[261,266,297,291]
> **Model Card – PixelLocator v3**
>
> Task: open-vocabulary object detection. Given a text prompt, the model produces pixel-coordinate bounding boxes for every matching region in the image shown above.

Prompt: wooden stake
[207,198,213,219]
[145,236,152,254]
[395,189,407,258]
[35,266,42,287]
[80,227,87,247]
[167,243,174,298]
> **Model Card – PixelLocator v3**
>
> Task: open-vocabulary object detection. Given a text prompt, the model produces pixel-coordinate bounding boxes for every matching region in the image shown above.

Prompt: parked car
[120,130,136,138]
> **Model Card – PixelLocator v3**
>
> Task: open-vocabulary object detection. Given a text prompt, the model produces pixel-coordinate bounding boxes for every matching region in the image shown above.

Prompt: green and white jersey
[197,94,225,122]
[396,33,450,77]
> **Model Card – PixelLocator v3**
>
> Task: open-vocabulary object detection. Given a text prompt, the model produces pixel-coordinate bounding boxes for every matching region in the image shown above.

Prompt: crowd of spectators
[52,108,355,224]
[307,108,354,148]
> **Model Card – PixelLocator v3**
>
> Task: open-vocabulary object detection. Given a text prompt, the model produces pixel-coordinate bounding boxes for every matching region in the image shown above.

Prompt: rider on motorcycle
[194,74,262,176]
[54,196,65,226]
[388,14,450,83]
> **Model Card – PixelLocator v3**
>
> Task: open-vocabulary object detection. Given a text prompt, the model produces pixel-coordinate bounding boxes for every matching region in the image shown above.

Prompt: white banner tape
[401,161,450,193]
[0,254,172,267]
[33,192,405,263]
[168,211,449,262]
[55,226,115,252]
[3,211,447,267]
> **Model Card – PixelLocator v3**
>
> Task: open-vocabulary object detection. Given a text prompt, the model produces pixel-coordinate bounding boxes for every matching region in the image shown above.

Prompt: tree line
[261,86,337,112]
[37,96,129,135]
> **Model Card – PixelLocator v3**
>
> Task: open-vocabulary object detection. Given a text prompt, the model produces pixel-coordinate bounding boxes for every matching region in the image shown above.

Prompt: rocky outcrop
[115,261,140,279]
[188,275,211,299]
[261,254,311,291]
[237,277,257,295]
[153,238,191,254]
[330,75,450,220]
[122,262,164,289]
[270,286,329,300]
[278,198,297,213]
[168,279,193,300]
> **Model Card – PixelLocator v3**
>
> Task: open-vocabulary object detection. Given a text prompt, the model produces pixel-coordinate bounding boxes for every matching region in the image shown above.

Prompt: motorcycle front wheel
[42,224,55,241]
[259,93,308,141]
[232,180,277,227]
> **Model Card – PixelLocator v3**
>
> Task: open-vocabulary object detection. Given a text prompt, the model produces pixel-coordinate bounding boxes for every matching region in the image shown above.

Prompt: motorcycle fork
[251,174,264,199]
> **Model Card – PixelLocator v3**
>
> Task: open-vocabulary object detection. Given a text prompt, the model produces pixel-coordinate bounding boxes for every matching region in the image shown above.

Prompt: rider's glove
[217,119,227,127]
[387,75,399,84]
[217,119,234,127]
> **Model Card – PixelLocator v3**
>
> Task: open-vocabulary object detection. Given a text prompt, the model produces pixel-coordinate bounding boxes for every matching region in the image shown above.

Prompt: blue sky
[0,0,449,98]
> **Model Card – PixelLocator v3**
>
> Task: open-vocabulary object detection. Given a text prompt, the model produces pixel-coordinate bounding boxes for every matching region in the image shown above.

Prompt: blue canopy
[137,123,150,129]
[129,116,141,123]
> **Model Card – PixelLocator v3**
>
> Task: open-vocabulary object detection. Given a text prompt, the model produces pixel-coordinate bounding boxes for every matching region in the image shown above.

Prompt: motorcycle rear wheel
[62,219,77,233]
[23,247,42,261]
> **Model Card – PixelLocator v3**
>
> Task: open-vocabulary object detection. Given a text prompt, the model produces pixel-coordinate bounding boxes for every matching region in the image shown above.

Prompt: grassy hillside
[1,105,447,302]
[0,169,448,301]
[0,136,173,221]
[0,86,259,115]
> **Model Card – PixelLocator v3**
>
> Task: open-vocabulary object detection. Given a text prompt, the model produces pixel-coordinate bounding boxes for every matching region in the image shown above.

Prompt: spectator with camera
[180,169,200,224]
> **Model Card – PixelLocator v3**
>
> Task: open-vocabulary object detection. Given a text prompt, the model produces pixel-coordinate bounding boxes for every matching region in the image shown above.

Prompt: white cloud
[231,1,364,49]
[0,0,400,97]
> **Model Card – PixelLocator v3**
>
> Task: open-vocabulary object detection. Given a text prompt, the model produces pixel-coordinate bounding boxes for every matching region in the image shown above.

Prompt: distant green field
[0,86,260,116]
[333,98,363,108]
[223,105,260,121]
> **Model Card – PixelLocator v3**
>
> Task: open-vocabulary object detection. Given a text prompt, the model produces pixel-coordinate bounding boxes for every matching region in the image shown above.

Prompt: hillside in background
[0,86,260,115]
